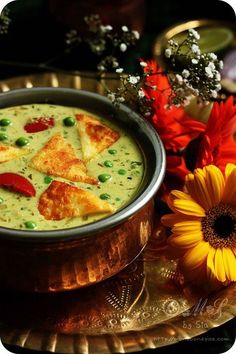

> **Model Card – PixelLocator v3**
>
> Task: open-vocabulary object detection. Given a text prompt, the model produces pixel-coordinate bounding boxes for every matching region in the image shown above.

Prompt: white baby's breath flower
[165,48,172,58]
[168,39,174,45]
[98,64,105,71]
[208,62,216,70]
[100,25,113,33]
[205,66,213,78]
[132,30,140,39]
[100,25,106,33]
[140,61,147,67]
[112,60,119,68]
[215,71,221,81]
[189,28,200,40]
[219,60,224,69]
[209,53,217,60]
[192,58,198,64]
[117,96,125,102]
[191,44,200,54]
[107,93,116,102]
[176,74,183,84]
[122,25,128,32]
[120,43,127,52]
[105,25,113,31]
[215,83,221,90]
[182,69,190,78]
[138,89,145,98]
[128,75,140,84]
[211,90,218,98]
[116,67,124,73]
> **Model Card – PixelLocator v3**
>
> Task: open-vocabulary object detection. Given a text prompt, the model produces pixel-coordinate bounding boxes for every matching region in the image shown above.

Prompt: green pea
[24,221,37,229]
[0,118,11,126]
[118,169,126,175]
[0,197,4,204]
[108,149,117,155]
[115,197,121,201]
[44,176,53,184]
[104,160,113,168]
[15,137,29,147]
[100,193,111,200]
[63,116,76,127]
[98,174,112,183]
[0,133,8,141]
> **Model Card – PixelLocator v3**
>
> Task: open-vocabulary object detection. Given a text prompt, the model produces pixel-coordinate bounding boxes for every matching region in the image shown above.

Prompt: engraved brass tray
[0,73,235,353]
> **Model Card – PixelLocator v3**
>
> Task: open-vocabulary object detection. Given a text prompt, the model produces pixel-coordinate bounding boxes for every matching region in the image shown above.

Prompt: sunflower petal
[172,220,202,235]
[179,241,210,271]
[222,167,236,204]
[170,190,193,200]
[167,190,193,211]
[222,248,236,281]
[205,165,224,206]
[173,199,205,217]
[169,232,202,248]
[185,168,212,210]
[207,246,217,280]
[231,247,236,258]
[161,213,195,227]
[214,248,227,282]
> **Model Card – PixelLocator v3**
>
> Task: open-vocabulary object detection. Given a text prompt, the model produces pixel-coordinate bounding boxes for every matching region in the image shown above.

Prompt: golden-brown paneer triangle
[38,180,115,220]
[0,144,30,163]
[30,133,97,184]
[76,114,120,160]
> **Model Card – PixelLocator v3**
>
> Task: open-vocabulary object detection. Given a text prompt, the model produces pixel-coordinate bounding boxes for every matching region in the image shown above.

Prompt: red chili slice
[0,173,36,197]
[24,117,54,133]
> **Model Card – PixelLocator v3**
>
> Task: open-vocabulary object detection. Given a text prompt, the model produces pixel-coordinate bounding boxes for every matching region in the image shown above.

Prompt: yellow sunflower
[161,163,236,284]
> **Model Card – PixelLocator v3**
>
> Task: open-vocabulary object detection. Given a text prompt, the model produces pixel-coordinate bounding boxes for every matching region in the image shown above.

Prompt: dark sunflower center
[213,215,236,238]
[202,203,236,248]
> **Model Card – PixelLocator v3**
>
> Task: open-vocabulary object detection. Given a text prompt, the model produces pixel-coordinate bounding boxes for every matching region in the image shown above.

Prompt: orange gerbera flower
[162,164,236,285]
[197,96,236,171]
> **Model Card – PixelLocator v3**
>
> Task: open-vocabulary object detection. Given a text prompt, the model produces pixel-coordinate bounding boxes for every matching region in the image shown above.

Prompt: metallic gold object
[153,19,236,68]
[0,201,154,292]
[0,223,236,353]
[0,73,235,353]
[0,77,165,292]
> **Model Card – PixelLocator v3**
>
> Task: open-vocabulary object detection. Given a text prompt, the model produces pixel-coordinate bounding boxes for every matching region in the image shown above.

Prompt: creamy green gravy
[0,104,144,231]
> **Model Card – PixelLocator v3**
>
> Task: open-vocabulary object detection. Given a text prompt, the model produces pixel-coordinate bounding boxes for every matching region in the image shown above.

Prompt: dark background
[0,0,235,78]
[0,0,236,353]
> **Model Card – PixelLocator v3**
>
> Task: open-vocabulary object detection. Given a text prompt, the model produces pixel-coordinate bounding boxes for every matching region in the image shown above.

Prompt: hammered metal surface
[0,73,235,353]
[0,224,236,354]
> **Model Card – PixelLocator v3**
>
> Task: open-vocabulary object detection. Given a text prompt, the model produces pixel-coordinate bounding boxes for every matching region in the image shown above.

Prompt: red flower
[143,60,205,194]
[143,60,205,152]
[197,96,236,170]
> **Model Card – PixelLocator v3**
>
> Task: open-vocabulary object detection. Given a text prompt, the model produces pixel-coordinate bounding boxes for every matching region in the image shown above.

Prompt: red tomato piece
[0,173,36,197]
[24,117,54,133]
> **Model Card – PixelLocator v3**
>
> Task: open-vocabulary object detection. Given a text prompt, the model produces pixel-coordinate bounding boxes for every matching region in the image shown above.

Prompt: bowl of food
[0,87,165,292]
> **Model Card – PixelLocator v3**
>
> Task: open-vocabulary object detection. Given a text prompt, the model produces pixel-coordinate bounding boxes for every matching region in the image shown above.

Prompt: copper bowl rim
[0,87,166,243]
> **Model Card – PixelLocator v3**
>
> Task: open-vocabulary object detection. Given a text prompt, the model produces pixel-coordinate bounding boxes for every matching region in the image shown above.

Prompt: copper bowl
[0,88,165,292]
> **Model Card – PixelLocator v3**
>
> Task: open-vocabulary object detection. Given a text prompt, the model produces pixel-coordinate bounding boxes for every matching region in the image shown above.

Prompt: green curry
[0,104,144,231]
